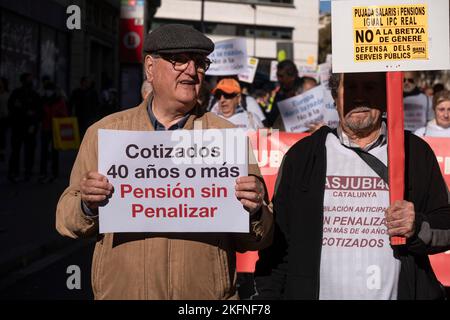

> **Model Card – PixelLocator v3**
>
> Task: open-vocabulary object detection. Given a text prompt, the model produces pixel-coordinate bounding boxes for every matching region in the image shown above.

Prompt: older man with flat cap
[56,24,273,300]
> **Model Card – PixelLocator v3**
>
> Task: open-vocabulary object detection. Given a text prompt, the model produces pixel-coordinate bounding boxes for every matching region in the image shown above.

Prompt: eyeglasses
[157,53,211,73]
[215,91,239,100]
[403,78,415,84]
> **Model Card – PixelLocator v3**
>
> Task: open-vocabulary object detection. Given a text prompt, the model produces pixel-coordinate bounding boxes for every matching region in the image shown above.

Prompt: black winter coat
[254,126,450,300]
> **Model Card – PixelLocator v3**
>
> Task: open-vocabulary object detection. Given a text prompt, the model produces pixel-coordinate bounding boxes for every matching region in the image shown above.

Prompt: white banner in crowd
[207,38,248,76]
[323,89,340,129]
[403,93,432,132]
[238,57,259,84]
[270,60,278,82]
[318,62,332,87]
[98,129,249,233]
[278,85,339,132]
[298,66,319,82]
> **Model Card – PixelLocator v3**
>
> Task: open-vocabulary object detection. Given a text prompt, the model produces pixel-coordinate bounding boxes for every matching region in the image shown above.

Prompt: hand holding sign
[385,200,415,239]
[98,129,250,233]
[80,171,114,211]
[235,176,265,215]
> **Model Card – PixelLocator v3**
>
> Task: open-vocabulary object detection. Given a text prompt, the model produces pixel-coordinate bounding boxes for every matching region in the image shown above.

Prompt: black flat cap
[144,24,214,55]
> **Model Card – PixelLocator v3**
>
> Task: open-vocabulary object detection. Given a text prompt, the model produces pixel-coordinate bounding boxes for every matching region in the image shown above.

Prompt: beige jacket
[56,100,273,300]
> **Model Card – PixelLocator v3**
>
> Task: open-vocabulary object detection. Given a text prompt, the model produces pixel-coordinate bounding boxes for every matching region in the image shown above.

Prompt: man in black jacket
[254,72,450,300]
[8,73,41,182]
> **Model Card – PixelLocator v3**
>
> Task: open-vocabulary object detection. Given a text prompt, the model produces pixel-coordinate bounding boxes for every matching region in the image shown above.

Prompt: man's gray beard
[345,113,378,132]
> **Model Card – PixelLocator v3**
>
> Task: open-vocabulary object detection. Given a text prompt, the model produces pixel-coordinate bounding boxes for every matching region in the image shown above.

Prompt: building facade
[150,0,319,75]
[0,0,70,92]
[67,0,120,95]
[0,0,120,97]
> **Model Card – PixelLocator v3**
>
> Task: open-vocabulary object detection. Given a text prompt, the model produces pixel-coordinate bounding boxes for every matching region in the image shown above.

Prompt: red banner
[119,0,144,63]
[236,130,309,274]
[422,137,450,287]
[119,19,144,63]
[237,130,450,287]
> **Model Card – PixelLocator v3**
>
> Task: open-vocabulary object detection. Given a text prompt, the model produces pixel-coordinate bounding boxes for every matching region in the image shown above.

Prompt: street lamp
[201,0,205,33]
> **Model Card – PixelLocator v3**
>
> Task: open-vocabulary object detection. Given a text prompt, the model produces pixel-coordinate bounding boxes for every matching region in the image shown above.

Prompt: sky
[320,0,331,13]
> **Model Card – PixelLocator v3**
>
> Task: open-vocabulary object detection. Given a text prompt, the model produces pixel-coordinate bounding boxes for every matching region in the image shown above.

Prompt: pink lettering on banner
[331,191,377,197]
[324,215,386,227]
[325,176,389,191]
[322,237,384,248]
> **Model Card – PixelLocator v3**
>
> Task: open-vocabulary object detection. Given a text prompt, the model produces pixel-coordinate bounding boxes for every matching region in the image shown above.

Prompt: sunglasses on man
[215,91,239,100]
[157,53,212,73]
[403,77,415,84]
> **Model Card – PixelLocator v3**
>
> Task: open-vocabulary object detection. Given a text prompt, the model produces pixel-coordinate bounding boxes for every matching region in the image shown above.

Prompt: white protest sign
[318,62,332,87]
[323,88,340,129]
[238,57,259,84]
[270,60,278,82]
[98,129,249,233]
[403,93,432,131]
[332,0,450,72]
[207,38,247,76]
[299,65,319,82]
[278,85,338,132]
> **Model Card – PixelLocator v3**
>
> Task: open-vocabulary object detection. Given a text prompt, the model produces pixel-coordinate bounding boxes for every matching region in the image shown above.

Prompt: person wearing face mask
[7,73,41,182]
[55,24,273,300]
[212,78,264,131]
[403,71,433,132]
[414,90,450,137]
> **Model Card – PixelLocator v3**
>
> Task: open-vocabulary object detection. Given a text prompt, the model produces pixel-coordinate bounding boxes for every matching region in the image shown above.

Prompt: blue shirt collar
[147,98,191,131]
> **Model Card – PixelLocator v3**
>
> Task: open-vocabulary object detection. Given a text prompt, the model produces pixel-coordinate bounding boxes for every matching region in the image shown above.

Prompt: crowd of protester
[0,73,118,184]
[195,62,449,139]
[0,62,448,185]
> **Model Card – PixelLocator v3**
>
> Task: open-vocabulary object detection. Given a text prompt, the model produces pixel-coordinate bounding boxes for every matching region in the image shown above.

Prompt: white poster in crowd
[207,38,247,76]
[299,66,319,82]
[403,93,432,132]
[318,62,332,87]
[332,0,450,72]
[98,129,249,233]
[270,60,278,82]
[278,85,339,132]
[238,57,259,84]
[323,89,340,129]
